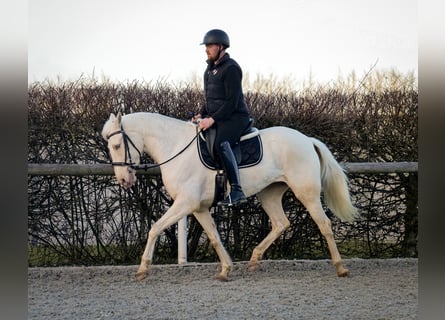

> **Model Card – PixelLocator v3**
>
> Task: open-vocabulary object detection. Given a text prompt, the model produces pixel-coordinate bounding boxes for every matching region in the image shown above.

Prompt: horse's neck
[124,113,195,163]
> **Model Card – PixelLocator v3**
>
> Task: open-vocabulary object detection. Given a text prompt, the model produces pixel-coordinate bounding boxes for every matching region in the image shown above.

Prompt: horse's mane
[120,112,198,148]
[123,112,187,126]
[102,112,189,141]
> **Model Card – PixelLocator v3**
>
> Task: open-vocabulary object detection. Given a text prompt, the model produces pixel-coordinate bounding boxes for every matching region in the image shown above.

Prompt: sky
[28,0,417,87]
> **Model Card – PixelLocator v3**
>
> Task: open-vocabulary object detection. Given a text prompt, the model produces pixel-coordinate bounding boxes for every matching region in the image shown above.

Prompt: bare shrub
[28,71,417,266]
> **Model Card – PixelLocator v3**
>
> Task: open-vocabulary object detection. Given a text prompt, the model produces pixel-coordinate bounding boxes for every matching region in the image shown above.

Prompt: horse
[101,112,359,281]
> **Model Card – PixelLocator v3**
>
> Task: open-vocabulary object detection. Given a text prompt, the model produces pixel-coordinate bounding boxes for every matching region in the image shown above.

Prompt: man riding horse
[193,29,251,207]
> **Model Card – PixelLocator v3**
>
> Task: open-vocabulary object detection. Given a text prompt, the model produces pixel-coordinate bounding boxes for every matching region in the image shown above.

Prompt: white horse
[102,112,359,281]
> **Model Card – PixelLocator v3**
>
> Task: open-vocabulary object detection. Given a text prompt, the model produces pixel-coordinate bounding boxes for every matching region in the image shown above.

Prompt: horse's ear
[108,112,122,124]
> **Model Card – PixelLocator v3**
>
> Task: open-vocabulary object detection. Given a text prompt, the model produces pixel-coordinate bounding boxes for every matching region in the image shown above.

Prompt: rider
[193,29,250,206]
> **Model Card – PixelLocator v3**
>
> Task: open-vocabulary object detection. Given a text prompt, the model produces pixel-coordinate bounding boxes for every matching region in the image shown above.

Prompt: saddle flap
[198,134,263,170]
[203,128,217,161]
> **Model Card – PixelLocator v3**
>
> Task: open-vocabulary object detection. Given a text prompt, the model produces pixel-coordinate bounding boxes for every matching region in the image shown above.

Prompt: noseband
[106,126,142,169]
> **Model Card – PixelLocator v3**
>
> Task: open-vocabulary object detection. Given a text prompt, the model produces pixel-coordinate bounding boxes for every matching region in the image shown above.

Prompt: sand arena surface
[28,258,417,319]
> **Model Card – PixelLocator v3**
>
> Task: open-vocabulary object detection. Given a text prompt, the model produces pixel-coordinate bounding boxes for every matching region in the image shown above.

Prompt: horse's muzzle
[116,168,137,189]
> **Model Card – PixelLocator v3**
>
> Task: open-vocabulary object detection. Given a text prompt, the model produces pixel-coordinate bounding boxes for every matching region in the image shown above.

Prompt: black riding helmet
[200,29,230,48]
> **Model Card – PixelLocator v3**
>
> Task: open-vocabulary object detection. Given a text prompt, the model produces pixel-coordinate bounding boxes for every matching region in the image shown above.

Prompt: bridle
[106,124,201,171]
[106,126,142,169]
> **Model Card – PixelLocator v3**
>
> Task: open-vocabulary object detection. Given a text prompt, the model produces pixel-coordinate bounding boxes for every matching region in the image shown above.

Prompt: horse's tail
[311,138,359,222]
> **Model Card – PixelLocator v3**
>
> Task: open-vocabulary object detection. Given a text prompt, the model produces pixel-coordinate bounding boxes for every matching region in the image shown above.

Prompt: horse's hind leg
[193,210,233,281]
[308,201,349,276]
[292,186,349,277]
[248,183,290,272]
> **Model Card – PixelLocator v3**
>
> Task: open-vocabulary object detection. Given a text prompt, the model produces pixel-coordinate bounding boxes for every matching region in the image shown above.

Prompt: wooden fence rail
[28,162,418,176]
[28,161,418,264]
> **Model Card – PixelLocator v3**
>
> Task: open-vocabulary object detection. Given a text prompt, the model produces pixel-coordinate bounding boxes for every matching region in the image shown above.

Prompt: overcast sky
[28,0,417,86]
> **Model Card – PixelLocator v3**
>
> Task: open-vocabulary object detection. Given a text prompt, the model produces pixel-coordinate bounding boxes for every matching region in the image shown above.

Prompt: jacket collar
[207,53,230,68]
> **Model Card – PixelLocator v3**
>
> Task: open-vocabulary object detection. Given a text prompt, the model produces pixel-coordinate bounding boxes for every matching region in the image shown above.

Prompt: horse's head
[102,112,141,188]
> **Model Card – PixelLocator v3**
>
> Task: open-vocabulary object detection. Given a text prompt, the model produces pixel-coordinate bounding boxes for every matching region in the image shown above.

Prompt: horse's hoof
[337,268,349,277]
[215,274,229,282]
[135,271,149,281]
[334,261,349,277]
[248,262,261,272]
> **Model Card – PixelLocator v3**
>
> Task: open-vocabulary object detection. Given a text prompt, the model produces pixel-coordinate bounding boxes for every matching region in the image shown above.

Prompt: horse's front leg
[135,200,192,281]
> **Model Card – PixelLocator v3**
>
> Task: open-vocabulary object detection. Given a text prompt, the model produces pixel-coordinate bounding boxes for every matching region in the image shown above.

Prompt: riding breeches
[212,115,250,158]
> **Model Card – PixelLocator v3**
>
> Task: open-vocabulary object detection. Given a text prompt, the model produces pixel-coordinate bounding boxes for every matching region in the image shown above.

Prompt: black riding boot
[217,141,247,207]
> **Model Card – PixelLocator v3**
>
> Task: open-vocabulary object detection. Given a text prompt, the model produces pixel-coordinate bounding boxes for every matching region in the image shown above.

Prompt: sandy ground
[28,258,417,320]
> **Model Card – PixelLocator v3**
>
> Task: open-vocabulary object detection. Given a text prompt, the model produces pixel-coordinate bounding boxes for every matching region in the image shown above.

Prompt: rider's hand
[199,117,215,131]
[192,114,202,124]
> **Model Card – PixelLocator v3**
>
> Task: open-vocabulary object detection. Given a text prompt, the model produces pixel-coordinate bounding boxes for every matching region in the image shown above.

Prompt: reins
[107,124,201,171]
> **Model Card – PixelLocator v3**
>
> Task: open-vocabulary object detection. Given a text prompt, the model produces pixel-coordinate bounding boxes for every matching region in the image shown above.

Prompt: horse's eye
[112,144,121,150]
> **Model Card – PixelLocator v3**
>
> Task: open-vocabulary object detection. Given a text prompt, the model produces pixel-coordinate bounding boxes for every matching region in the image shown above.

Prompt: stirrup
[217,193,247,207]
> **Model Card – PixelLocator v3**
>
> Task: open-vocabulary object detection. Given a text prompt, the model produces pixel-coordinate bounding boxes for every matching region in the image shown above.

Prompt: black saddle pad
[197,134,263,170]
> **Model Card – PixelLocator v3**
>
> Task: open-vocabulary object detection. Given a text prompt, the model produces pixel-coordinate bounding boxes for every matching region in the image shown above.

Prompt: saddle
[197,119,263,171]
[197,119,263,207]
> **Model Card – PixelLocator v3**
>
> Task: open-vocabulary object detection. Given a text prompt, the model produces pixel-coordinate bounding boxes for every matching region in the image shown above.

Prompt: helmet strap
[215,45,225,64]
